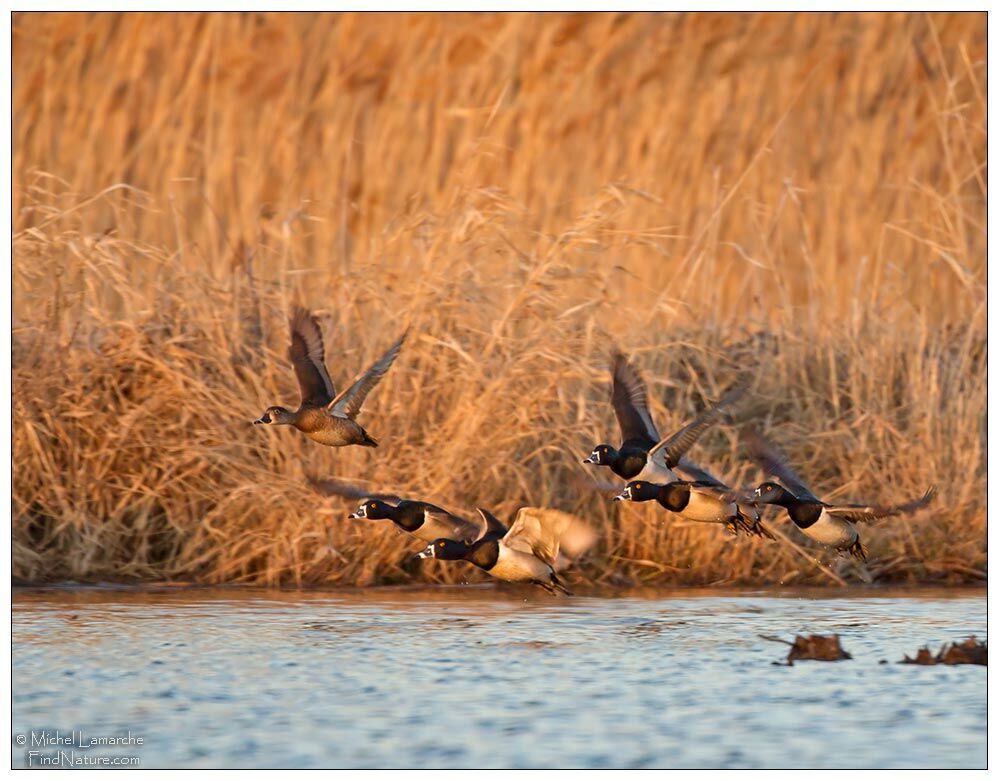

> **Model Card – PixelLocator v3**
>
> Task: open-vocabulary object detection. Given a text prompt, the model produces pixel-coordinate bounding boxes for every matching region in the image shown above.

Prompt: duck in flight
[309,476,499,546]
[738,431,935,560]
[582,351,737,486]
[415,507,594,595]
[611,405,769,537]
[348,497,483,544]
[614,479,769,537]
[254,306,406,448]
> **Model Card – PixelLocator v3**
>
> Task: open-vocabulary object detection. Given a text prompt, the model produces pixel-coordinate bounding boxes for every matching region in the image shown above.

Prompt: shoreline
[12,580,987,602]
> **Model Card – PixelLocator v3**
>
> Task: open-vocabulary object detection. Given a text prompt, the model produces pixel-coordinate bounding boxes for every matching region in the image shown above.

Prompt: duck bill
[253,415,270,425]
[582,455,596,464]
[414,546,435,560]
[347,512,361,520]
[612,491,628,502]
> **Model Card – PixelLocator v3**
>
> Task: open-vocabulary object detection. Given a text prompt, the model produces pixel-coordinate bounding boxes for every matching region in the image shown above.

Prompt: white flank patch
[803,512,858,548]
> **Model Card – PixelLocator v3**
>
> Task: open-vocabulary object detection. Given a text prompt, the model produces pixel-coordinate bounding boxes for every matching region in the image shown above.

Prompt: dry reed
[12,12,986,587]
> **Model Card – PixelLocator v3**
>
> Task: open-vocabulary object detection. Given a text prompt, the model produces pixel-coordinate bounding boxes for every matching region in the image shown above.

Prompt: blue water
[11,586,986,769]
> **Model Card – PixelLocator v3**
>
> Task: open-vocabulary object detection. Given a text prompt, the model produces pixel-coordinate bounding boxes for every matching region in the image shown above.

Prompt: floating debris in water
[761,633,852,666]
[901,636,986,666]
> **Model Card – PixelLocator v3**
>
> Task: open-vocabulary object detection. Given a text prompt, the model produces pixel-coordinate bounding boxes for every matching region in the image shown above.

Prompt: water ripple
[12,587,985,769]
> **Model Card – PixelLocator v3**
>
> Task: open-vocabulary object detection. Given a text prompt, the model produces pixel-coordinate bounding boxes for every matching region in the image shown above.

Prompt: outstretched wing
[674,456,727,487]
[744,428,822,503]
[474,507,510,541]
[327,330,408,419]
[715,485,761,504]
[422,507,481,542]
[556,512,598,560]
[611,351,659,447]
[305,475,402,504]
[648,383,745,470]
[571,473,623,494]
[503,507,595,567]
[288,306,336,406]
[825,486,936,524]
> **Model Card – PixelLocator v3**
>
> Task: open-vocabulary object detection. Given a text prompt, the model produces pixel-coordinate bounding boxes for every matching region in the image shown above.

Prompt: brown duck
[254,306,407,447]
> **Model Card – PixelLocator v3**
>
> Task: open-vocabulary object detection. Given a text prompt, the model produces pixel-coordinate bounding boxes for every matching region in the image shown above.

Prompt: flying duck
[348,497,484,544]
[582,351,735,485]
[416,507,594,595]
[307,476,503,545]
[253,306,406,447]
[614,479,770,537]
[742,431,936,560]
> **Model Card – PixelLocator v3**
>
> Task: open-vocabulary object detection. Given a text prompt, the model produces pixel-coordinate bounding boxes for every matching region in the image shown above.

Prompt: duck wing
[305,475,402,504]
[715,485,762,504]
[824,486,936,524]
[327,330,408,419]
[674,457,727,487]
[571,473,623,494]
[555,512,598,560]
[611,351,659,447]
[503,508,595,566]
[422,507,481,542]
[647,383,745,471]
[744,429,822,503]
[288,306,336,406]
[474,507,510,541]
[686,481,735,499]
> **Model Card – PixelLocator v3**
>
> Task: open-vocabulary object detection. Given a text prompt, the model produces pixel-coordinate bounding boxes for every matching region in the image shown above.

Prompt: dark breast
[466,539,501,571]
[614,447,650,480]
[393,501,428,533]
[656,483,690,512]
[787,501,824,529]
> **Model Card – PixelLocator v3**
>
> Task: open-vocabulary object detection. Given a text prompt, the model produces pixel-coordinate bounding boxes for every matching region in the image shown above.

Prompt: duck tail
[358,429,379,448]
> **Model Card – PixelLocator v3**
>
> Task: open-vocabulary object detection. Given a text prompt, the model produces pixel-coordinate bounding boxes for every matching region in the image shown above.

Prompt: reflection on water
[12,585,986,769]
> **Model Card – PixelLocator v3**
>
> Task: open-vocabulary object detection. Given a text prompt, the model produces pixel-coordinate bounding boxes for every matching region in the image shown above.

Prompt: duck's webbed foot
[547,573,572,596]
[847,539,868,562]
[749,520,775,540]
[727,514,757,537]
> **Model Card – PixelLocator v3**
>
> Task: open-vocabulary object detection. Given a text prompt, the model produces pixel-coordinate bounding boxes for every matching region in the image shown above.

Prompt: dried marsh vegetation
[12,12,985,586]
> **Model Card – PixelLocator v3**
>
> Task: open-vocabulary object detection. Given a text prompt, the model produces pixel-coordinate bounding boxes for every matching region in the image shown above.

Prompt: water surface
[12,585,985,769]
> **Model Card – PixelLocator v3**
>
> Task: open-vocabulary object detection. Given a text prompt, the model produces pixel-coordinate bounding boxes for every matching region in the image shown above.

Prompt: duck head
[414,538,472,561]
[348,499,392,521]
[254,406,295,425]
[754,481,791,505]
[583,443,618,466]
[613,480,661,503]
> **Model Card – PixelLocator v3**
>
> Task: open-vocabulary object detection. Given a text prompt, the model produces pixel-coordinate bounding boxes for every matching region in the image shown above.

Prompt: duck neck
[767,487,800,510]
[398,502,433,533]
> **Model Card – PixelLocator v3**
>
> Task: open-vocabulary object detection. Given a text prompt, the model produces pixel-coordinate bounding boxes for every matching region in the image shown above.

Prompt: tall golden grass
[12,12,986,587]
